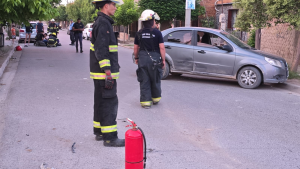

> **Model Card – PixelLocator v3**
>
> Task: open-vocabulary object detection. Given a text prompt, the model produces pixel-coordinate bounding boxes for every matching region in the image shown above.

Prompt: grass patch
[289,71,300,79]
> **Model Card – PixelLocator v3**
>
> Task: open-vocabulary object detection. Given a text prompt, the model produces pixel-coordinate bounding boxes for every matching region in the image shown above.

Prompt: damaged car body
[133,27,289,89]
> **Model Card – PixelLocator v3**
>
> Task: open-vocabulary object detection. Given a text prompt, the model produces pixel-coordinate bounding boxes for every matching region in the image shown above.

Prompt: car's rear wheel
[237,66,262,89]
[162,62,170,80]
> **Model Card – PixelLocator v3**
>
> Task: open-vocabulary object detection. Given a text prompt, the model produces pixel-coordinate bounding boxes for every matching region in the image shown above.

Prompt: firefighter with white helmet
[48,18,59,36]
[90,0,125,147]
[134,9,166,109]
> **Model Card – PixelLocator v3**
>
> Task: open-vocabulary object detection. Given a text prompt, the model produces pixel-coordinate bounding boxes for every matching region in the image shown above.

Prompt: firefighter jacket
[47,23,59,33]
[90,12,119,80]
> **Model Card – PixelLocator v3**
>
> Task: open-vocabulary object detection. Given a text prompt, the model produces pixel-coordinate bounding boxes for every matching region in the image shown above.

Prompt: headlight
[265,57,282,68]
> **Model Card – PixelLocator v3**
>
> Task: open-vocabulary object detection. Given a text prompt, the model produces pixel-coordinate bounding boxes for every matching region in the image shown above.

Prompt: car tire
[87,34,90,40]
[162,62,170,80]
[171,72,182,76]
[18,40,22,43]
[237,66,262,89]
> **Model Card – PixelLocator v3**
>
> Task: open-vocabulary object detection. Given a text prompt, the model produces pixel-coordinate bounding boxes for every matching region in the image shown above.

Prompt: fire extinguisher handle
[138,127,147,169]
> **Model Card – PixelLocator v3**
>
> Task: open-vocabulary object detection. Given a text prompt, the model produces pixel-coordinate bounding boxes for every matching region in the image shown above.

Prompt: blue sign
[186,0,195,10]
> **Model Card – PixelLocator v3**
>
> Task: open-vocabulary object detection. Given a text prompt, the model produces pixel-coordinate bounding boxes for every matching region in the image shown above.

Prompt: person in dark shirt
[72,18,84,53]
[24,23,33,47]
[134,9,166,109]
[36,21,44,33]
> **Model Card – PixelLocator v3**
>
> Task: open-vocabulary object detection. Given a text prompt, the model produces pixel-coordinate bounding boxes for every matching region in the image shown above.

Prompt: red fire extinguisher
[125,118,147,169]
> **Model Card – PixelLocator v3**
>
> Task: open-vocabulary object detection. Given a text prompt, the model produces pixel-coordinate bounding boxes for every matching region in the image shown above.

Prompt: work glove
[105,73,114,89]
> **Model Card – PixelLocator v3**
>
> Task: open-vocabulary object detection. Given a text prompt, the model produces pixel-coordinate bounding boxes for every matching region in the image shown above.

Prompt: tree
[66,0,95,25]
[114,0,139,43]
[234,0,300,71]
[0,0,61,25]
[56,6,68,22]
[138,0,205,28]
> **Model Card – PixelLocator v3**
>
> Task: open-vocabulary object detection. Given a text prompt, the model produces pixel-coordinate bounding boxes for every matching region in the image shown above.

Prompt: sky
[60,0,74,5]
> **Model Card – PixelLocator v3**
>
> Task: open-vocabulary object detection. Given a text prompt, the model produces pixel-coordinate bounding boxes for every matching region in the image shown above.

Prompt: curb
[272,81,300,94]
[0,44,21,79]
[0,47,15,78]
[118,43,134,49]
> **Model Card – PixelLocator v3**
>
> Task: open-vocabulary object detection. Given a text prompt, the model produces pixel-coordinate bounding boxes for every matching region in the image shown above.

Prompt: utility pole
[185,0,195,27]
[185,9,191,27]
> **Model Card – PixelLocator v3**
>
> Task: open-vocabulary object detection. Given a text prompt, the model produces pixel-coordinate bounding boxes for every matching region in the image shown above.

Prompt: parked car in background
[83,23,93,40]
[132,27,289,89]
[19,22,37,43]
[56,23,62,30]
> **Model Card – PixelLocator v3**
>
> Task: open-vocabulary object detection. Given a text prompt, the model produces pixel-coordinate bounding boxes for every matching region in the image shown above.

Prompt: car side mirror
[222,45,232,52]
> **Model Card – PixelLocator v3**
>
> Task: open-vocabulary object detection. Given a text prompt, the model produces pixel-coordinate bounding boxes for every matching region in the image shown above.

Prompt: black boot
[76,49,78,53]
[95,135,103,141]
[80,50,83,53]
[103,139,125,147]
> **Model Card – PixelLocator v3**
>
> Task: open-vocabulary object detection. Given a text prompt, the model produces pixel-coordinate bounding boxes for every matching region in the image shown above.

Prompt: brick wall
[261,24,300,67]
[200,0,217,17]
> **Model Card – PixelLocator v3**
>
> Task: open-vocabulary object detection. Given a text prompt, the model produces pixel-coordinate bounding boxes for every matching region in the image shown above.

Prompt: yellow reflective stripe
[101,125,117,133]
[109,45,118,52]
[152,97,161,102]
[90,72,120,80]
[99,59,111,68]
[93,121,101,128]
[90,43,95,51]
[141,101,152,106]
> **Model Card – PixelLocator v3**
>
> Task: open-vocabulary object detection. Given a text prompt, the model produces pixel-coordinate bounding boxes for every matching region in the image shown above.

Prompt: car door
[164,30,194,72]
[193,31,236,75]
[30,23,37,39]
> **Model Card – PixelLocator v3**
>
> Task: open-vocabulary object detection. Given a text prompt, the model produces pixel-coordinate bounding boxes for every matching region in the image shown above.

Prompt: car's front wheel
[237,66,262,89]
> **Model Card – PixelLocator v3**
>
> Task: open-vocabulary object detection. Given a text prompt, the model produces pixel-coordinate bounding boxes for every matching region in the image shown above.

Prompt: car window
[196,31,233,50]
[166,31,192,45]
[21,23,37,29]
[221,31,251,49]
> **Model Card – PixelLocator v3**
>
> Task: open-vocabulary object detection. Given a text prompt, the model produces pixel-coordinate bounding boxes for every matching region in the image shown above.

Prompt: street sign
[186,0,195,10]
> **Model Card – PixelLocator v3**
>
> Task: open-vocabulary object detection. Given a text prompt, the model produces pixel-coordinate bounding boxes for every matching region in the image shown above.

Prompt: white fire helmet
[51,19,55,22]
[139,9,160,22]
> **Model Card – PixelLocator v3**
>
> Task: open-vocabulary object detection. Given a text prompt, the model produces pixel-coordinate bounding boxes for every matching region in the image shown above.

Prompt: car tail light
[20,30,25,32]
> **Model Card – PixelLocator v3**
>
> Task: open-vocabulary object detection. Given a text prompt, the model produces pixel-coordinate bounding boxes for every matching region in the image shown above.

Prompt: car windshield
[221,32,251,49]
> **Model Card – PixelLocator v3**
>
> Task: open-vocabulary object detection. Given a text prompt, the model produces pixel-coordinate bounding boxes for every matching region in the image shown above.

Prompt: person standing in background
[24,23,33,47]
[72,18,84,53]
[11,25,16,44]
[36,21,44,33]
[69,19,75,45]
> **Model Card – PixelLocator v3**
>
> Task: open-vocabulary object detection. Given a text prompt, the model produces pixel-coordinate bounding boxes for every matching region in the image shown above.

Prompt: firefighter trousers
[136,50,163,106]
[93,79,118,140]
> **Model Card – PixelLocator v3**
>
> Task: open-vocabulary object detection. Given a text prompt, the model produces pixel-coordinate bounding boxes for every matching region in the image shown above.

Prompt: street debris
[26,134,29,136]
[40,163,55,169]
[71,142,76,153]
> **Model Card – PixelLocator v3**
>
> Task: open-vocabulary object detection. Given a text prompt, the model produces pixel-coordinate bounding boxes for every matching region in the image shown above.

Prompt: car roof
[167,27,222,32]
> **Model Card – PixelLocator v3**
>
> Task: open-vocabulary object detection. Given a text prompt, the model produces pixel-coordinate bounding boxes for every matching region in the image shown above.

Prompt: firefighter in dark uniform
[134,10,166,109]
[47,19,59,35]
[90,0,124,147]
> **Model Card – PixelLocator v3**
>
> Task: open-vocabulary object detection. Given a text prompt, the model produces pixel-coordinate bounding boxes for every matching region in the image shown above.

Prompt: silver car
[19,22,37,43]
[133,27,289,89]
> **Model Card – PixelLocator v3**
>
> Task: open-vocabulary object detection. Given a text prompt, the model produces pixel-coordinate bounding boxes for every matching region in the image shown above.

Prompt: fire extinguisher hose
[138,127,147,169]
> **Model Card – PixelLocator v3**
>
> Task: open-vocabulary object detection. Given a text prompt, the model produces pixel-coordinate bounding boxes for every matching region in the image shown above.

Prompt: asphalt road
[0,30,300,169]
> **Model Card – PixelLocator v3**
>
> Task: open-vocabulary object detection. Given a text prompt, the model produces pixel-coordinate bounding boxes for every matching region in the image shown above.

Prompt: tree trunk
[123,26,126,44]
[291,31,300,72]
[255,28,261,50]
[0,26,3,34]
[128,24,130,41]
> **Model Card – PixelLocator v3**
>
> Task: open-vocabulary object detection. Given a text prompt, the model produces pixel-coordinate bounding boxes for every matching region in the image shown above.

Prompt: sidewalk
[0,37,19,78]
[118,37,134,49]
